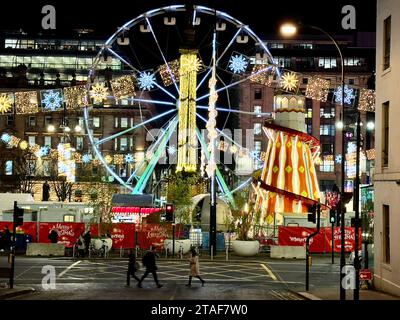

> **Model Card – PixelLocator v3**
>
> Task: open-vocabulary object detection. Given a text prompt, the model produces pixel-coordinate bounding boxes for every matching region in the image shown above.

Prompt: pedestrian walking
[127,250,141,286]
[138,248,163,288]
[83,230,91,256]
[186,248,205,287]
[48,229,59,244]
[76,232,86,257]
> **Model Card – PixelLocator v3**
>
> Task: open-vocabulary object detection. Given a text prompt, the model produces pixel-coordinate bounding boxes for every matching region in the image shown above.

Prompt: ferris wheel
[83,4,280,202]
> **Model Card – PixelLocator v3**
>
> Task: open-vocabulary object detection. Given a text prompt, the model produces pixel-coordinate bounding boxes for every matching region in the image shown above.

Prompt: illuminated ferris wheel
[83,4,280,202]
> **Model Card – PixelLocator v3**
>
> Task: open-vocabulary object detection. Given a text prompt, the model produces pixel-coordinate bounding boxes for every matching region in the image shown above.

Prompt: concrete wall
[374,0,400,297]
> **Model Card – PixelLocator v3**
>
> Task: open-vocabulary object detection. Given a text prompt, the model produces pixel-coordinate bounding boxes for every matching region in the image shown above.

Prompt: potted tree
[227,189,261,257]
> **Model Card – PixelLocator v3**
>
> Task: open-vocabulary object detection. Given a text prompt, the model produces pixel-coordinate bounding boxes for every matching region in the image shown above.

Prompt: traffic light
[165,203,174,222]
[307,204,317,223]
[330,209,336,224]
[13,205,24,227]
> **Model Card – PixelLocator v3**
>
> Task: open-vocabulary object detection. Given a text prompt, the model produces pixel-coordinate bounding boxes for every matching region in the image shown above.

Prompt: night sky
[0,0,377,37]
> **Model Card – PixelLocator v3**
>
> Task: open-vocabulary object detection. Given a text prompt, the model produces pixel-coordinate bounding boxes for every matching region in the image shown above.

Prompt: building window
[320,159,334,172]
[322,143,334,154]
[320,180,335,192]
[63,215,75,222]
[44,116,52,127]
[254,123,262,135]
[320,125,335,136]
[383,204,390,264]
[28,116,36,127]
[43,160,51,176]
[120,137,128,151]
[348,79,355,85]
[306,108,312,119]
[383,16,391,70]
[44,136,52,148]
[307,124,312,135]
[121,117,128,128]
[28,136,36,146]
[93,117,100,128]
[382,101,389,167]
[320,107,335,119]
[76,136,83,150]
[254,89,262,100]
[6,115,14,126]
[318,57,337,69]
[302,78,308,84]
[114,117,118,128]
[5,160,13,175]
[254,105,262,117]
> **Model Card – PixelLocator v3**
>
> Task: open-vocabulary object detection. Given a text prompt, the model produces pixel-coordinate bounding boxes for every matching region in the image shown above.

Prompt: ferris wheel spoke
[107,48,141,73]
[153,82,178,101]
[145,17,180,96]
[196,64,274,102]
[128,97,175,107]
[196,112,262,162]
[95,109,176,146]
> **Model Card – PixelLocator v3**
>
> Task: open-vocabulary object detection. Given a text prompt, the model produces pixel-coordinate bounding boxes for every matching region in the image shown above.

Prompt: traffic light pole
[331,218,335,264]
[306,202,321,291]
[10,201,18,289]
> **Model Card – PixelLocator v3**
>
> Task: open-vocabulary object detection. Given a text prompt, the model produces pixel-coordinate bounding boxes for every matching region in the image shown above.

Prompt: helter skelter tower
[254,94,321,225]
[176,18,199,173]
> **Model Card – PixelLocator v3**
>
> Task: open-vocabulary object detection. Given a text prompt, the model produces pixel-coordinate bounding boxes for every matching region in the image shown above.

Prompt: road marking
[58,260,81,278]
[260,263,277,281]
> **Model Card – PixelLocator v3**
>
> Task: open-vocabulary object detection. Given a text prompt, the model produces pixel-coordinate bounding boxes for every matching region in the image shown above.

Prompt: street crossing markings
[58,260,81,278]
[260,264,278,281]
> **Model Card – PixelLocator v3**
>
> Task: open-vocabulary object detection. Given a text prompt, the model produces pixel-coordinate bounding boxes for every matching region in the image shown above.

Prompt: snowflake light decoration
[38,146,50,157]
[280,72,299,92]
[228,54,249,74]
[41,90,63,111]
[137,71,156,91]
[333,85,355,106]
[124,154,134,163]
[90,83,108,104]
[82,154,91,164]
[347,142,357,154]
[167,145,177,155]
[0,94,13,114]
[1,133,11,143]
[335,154,342,164]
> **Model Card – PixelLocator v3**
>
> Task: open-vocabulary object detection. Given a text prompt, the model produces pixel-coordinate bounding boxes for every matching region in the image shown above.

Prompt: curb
[0,287,36,300]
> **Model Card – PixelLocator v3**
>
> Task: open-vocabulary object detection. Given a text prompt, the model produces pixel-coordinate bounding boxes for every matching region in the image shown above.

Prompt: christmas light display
[58,143,76,182]
[158,59,180,86]
[280,72,299,92]
[39,146,50,157]
[90,83,109,104]
[250,64,273,86]
[114,154,124,165]
[333,85,355,106]
[63,85,87,110]
[104,155,113,164]
[358,88,375,112]
[124,154,134,163]
[228,53,249,74]
[41,89,63,111]
[366,149,375,160]
[110,75,136,100]
[335,154,342,164]
[82,154,92,164]
[0,93,13,114]
[19,140,28,150]
[15,91,39,114]
[1,133,11,143]
[176,49,199,173]
[305,76,330,102]
[137,71,156,91]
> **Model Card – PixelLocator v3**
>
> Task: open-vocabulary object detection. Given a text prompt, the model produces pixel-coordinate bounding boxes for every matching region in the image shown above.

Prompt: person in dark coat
[42,180,50,201]
[3,226,11,251]
[127,250,141,286]
[83,231,91,256]
[138,248,163,288]
[48,229,58,243]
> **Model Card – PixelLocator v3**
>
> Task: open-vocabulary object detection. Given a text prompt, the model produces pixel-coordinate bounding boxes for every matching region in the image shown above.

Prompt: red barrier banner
[0,222,38,242]
[278,226,361,253]
[136,223,169,250]
[278,227,326,252]
[39,222,85,248]
[89,223,136,249]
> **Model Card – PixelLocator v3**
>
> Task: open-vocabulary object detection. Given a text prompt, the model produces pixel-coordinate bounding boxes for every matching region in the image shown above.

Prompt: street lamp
[47,124,56,133]
[74,125,82,133]
[280,22,350,300]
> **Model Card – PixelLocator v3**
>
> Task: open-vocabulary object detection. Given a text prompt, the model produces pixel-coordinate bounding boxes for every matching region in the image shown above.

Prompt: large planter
[164,239,191,255]
[232,240,260,257]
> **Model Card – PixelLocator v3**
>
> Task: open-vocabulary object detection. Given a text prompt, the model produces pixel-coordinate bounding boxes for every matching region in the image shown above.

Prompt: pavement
[0,253,398,300]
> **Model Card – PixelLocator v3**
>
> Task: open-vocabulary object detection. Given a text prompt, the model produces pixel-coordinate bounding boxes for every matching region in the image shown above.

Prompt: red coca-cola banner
[0,222,38,242]
[278,226,362,253]
[39,222,85,248]
[90,223,136,249]
[136,223,169,250]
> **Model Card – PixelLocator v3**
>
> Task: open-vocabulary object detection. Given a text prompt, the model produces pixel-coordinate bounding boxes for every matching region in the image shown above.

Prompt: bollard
[120,246,123,258]
[135,245,139,259]
[180,246,184,260]
[165,247,168,259]
[211,245,214,261]
[226,246,229,261]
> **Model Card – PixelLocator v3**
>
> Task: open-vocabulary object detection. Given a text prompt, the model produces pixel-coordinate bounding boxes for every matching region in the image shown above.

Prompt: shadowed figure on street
[186,248,205,287]
[127,250,141,286]
[138,248,163,288]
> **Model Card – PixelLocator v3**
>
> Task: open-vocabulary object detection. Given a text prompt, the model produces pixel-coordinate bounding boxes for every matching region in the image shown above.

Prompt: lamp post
[281,22,347,300]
